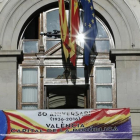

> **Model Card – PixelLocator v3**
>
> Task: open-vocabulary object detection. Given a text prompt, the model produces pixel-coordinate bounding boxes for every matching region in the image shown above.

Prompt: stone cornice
[111,49,140,55]
[130,109,140,113]
[0,50,22,56]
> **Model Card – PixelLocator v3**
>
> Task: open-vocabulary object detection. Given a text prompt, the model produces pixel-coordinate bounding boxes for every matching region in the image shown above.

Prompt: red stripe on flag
[5,112,46,131]
[70,0,79,66]
[62,0,65,23]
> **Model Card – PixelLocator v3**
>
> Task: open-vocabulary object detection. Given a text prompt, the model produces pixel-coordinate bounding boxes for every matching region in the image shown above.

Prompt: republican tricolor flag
[0,109,132,139]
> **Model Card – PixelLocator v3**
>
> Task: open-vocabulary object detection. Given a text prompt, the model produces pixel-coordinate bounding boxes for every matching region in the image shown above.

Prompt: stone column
[0,50,22,110]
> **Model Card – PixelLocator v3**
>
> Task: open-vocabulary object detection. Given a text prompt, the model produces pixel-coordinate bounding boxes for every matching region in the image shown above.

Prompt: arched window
[95,18,114,52]
[19,8,114,54]
[18,5,116,110]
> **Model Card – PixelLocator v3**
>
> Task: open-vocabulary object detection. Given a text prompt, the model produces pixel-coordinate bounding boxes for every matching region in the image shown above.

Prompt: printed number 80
[38,112,47,116]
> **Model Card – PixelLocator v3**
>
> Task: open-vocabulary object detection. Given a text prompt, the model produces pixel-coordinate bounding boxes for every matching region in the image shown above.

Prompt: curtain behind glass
[96,67,111,83]
[22,105,38,110]
[22,87,38,102]
[97,85,112,102]
[97,104,112,109]
[22,68,38,106]
[22,68,38,84]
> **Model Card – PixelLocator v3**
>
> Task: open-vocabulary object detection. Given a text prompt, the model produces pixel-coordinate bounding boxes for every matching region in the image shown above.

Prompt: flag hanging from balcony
[0,109,132,139]
[80,0,98,65]
[69,0,80,66]
[58,0,71,61]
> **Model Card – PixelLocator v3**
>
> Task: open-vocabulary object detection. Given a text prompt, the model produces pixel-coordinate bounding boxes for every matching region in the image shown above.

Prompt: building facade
[0,0,140,139]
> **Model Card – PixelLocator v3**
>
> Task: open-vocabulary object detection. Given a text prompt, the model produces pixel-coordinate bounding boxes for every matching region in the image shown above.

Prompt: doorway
[44,85,89,109]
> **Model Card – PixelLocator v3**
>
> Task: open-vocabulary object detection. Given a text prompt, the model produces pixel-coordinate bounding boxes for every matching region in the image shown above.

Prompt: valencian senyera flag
[58,0,80,66]
[0,108,132,139]
[58,0,71,61]
[80,0,98,65]
[58,0,97,66]
[69,0,79,66]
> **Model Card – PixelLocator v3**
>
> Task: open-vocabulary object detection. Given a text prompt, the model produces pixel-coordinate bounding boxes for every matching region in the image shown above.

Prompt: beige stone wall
[0,57,17,110]
[0,0,140,50]
[126,0,140,28]
[116,55,140,108]
[0,0,140,139]
[0,0,9,12]
[114,53,140,139]
[131,111,140,139]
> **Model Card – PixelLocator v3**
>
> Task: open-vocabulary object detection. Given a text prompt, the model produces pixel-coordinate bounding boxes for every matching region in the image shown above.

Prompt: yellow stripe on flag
[58,0,70,61]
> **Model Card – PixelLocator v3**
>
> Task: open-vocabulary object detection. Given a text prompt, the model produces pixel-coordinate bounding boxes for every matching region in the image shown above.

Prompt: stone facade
[0,0,140,139]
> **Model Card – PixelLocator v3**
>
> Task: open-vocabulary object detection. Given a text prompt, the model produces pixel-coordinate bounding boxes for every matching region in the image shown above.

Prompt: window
[45,67,84,79]
[43,9,114,53]
[45,9,62,52]
[48,86,85,109]
[95,19,114,53]
[18,4,116,109]
[44,66,86,109]
[19,67,39,110]
[93,65,116,108]
[21,39,39,53]
[19,8,114,54]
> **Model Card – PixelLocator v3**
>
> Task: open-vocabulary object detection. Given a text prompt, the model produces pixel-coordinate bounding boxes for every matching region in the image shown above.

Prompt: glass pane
[97,104,112,109]
[22,87,38,102]
[46,40,60,50]
[96,20,108,38]
[46,9,69,39]
[77,67,84,78]
[96,67,111,83]
[49,93,84,109]
[46,67,64,78]
[23,41,38,53]
[78,94,84,108]
[22,105,38,110]
[97,85,112,102]
[95,40,110,52]
[47,9,60,33]
[22,68,38,84]
[49,94,66,109]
